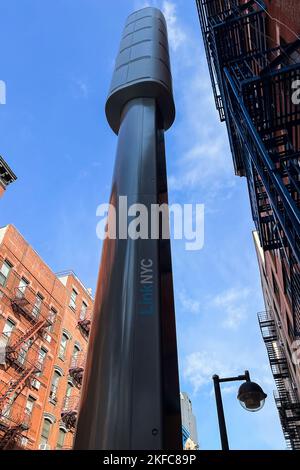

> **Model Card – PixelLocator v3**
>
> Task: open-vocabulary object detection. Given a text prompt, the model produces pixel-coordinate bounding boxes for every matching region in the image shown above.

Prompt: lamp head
[237,381,267,412]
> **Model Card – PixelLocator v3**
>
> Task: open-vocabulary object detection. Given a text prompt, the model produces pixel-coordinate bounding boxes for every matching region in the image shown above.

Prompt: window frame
[56,428,67,450]
[59,333,69,360]
[40,417,52,445]
[0,259,12,287]
[49,369,62,402]
[69,288,78,310]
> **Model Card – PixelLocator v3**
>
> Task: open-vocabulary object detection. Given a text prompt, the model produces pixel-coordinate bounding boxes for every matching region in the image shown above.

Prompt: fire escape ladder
[0,425,23,450]
[6,320,47,359]
[0,366,37,413]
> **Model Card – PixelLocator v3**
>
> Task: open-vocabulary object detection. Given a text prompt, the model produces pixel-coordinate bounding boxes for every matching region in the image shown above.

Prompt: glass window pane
[56,429,66,449]
[0,261,12,286]
[3,319,15,337]
[41,419,51,440]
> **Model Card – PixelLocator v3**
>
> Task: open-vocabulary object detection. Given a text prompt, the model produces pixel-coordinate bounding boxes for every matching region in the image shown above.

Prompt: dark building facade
[0,156,16,198]
[196,0,300,449]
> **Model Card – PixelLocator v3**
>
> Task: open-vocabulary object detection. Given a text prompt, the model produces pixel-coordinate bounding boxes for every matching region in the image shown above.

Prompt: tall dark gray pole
[213,375,230,451]
[74,7,182,450]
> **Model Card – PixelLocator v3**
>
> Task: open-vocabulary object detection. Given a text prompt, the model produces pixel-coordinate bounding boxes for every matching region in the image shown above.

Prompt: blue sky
[0,0,286,449]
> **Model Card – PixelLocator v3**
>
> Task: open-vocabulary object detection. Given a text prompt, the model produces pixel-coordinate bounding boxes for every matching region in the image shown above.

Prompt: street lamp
[212,370,267,450]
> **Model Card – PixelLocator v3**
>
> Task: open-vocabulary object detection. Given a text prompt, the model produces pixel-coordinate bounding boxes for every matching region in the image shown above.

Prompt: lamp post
[212,370,267,450]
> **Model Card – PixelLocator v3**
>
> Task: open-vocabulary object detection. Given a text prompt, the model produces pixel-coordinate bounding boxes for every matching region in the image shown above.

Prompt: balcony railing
[258,310,300,449]
[0,401,31,431]
[10,287,52,326]
[61,395,79,430]
[274,389,300,450]
[2,329,44,375]
[0,362,42,414]
[69,353,85,387]
[78,309,92,335]
[197,0,267,122]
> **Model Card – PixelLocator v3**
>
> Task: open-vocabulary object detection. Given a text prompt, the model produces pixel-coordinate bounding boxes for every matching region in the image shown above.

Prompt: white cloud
[162,1,187,51]
[77,80,88,98]
[140,2,234,200]
[72,79,89,99]
[211,288,250,330]
[133,0,156,9]
[178,290,201,315]
[221,385,237,395]
[183,351,233,393]
[168,138,234,192]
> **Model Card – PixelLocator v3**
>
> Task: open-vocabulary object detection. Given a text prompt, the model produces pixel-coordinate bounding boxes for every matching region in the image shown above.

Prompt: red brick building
[0,157,17,198]
[0,225,92,449]
[253,0,300,450]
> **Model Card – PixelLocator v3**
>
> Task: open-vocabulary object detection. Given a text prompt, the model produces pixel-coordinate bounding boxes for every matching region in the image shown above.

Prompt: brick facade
[0,225,92,450]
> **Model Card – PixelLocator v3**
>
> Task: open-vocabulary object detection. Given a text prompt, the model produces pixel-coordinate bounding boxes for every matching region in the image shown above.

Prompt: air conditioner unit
[39,443,51,450]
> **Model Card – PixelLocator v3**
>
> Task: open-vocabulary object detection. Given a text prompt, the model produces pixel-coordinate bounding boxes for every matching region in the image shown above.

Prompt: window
[65,382,74,412]
[59,333,69,359]
[40,418,52,446]
[56,428,66,450]
[69,289,78,310]
[38,347,47,371]
[71,344,80,367]
[0,260,12,287]
[25,396,35,418]
[49,307,57,332]
[2,318,15,339]
[32,293,43,318]
[18,339,32,365]
[20,437,28,448]
[282,262,292,304]
[2,393,16,418]
[49,370,61,402]
[17,277,29,298]
[287,313,295,341]
[72,345,80,359]
[66,382,73,398]
[272,272,280,304]
[80,301,88,320]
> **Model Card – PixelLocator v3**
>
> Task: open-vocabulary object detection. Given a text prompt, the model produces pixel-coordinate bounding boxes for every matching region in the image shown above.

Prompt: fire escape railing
[69,353,85,387]
[0,401,31,450]
[10,286,52,326]
[196,0,300,336]
[78,309,91,336]
[0,356,43,414]
[61,395,79,430]
[258,311,300,450]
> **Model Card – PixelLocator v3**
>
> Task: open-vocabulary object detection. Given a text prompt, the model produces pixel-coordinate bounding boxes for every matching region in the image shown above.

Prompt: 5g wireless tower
[74,7,182,450]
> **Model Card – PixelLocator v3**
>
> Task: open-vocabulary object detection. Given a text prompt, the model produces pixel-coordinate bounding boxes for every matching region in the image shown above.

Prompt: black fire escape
[196,0,300,333]
[258,312,300,449]
[196,0,300,448]
[68,353,85,388]
[61,395,79,431]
